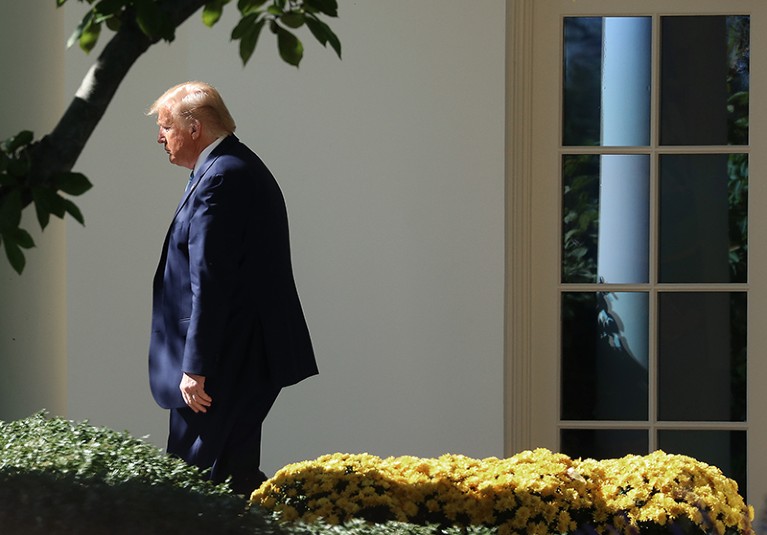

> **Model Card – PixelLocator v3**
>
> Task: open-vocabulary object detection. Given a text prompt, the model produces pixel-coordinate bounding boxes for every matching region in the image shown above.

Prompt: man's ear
[190,119,201,139]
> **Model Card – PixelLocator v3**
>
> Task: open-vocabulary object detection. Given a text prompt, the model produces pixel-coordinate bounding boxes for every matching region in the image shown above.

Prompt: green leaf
[238,18,266,65]
[237,0,268,14]
[72,9,102,53]
[1,130,34,153]
[157,15,177,42]
[63,199,86,226]
[56,0,69,7]
[13,228,35,250]
[32,187,54,229]
[56,172,93,196]
[203,0,225,27]
[0,221,34,274]
[105,15,122,32]
[323,25,341,58]
[280,12,304,29]
[304,16,327,44]
[274,24,303,67]
[80,16,102,53]
[134,0,162,38]
[231,12,259,40]
[305,0,338,17]
[33,188,67,222]
[3,235,26,274]
[67,21,84,49]
[33,201,50,230]
[305,15,341,58]
[94,0,125,19]
[0,188,23,230]
[7,155,30,178]
[48,195,67,219]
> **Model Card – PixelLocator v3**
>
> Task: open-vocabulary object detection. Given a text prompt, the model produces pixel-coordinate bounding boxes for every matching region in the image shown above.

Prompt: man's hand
[180,373,213,413]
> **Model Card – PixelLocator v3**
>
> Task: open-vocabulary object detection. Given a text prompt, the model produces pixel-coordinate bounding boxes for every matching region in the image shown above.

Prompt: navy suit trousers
[167,379,281,494]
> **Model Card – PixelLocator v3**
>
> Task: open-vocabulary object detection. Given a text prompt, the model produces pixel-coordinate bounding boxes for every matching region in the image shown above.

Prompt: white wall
[62,0,506,475]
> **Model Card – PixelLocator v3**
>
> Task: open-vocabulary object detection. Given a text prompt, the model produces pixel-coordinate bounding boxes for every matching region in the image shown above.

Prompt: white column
[598,16,651,283]
[598,154,650,285]
[0,4,68,420]
[601,17,651,147]
[597,17,652,370]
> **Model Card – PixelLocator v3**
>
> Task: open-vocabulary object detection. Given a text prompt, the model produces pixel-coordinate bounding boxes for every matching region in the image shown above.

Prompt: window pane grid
[557,13,749,484]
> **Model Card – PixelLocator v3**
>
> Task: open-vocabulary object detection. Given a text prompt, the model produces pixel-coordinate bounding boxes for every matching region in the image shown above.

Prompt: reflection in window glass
[562,292,648,421]
[563,155,649,284]
[660,16,750,146]
[559,15,750,482]
[658,430,746,499]
[563,155,599,282]
[561,429,647,460]
[563,17,651,146]
[659,154,748,283]
[563,18,601,146]
[658,292,747,422]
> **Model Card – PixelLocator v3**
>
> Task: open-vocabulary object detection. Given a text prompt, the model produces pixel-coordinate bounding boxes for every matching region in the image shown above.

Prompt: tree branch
[32,0,207,183]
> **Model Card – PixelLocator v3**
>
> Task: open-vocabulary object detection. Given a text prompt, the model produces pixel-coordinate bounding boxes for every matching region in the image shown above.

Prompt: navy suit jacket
[149,135,317,409]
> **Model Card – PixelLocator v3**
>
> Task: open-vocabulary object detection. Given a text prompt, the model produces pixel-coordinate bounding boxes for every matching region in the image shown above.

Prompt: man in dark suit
[146,81,317,494]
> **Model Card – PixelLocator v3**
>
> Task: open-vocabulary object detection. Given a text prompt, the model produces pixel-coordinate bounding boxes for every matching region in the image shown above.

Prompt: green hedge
[0,412,282,535]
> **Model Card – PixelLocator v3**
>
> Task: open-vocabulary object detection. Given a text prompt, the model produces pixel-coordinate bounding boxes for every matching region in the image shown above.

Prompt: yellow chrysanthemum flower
[250,449,754,535]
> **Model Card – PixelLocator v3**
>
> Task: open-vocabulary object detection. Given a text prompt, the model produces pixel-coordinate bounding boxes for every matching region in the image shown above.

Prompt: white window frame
[505,0,767,514]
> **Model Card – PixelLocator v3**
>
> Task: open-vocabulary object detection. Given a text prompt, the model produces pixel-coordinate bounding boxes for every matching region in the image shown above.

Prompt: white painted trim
[505,0,535,455]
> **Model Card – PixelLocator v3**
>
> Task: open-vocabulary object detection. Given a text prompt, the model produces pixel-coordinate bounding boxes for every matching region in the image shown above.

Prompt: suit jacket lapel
[155,135,240,294]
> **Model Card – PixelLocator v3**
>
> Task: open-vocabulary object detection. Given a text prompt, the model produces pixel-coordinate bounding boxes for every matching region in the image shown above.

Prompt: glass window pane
[563,18,601,146]
[658,292,747,422]
[660,16,750,146]
[658,430,746,499]
[564,17,651,146]
[563,155,599,282]
[563,154,649,284]
[659,154,748,284]
[562,292,648,421]
[561,429,647,460]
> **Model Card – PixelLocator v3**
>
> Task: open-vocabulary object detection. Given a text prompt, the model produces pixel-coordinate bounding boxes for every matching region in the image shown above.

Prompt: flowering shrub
[251,449,755,535]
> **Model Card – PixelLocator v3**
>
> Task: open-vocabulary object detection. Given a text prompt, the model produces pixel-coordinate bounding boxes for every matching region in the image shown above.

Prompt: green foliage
[0,133,33,273]
[63,0,176,50]
[229,0,341,67]
[0,131,91,274]
[0,412,283,535]
[59,0,341,67]
[727,152,748,283]
[561,154,599,284]
[203,0,232,27]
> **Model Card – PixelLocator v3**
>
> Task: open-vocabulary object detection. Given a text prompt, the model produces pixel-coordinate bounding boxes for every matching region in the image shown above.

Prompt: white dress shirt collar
[193,135,227,177]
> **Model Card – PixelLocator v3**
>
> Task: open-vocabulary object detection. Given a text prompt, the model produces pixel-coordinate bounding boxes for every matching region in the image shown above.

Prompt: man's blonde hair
[148,81,236,137]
